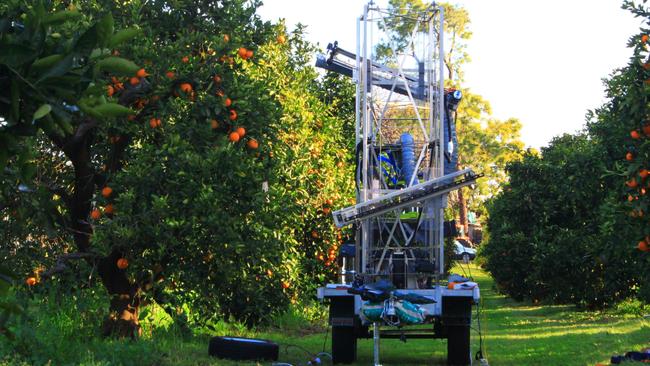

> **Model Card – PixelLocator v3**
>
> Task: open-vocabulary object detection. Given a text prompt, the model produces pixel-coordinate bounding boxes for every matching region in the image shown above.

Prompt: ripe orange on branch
[235,127,246,137]
[224,98,232,107]
[638,240,649,252]
[117,258,129,269]
[229,110,238,121]
[210,119,219,129]
[91,209,101,220]
[627,178,639,188]
[643,34,649,43]
[238,47,248,59]
[179,83,193,93]
[246,138,258,150]
[166,71,175,79]
[277,35,286,44]
[102,186,113,198]
[229,132,240,142]
[25,277,37,286]
[626,152,634,161]
[104,204,115,215]
[136,68,148,78]
[631,130,641,139]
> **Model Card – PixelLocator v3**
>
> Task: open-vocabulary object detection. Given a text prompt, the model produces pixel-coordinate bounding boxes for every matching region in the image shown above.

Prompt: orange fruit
[104,204,114,215]
[323,207,331,215]
[631,130,641,139]
[277,35,286,44]
[281,281,290,289]
[266,269,273,277]
[150,118,159,128]
[136,68,148,78]
[246,138,258,150]
[643,124,650,136]
[641,169,649,179]
[179,83,193,93]
[107,85,115,97]
[182,56,189,63]
[643,34,649,43]
[91,209,101,220]
[235,127,246,137]
[638,240,649,252]
[25,277,37,286]
[311,230,318,239]
[626,152,634,161]
[102,186,113,198]
[223,34,230,43]
[229,132,240,142]
[213,75,222,83]
[229,110,238,121]
[127,114,136,121]
[628,194,635,202]
[627,178,639,188]
[166,71,175,79]
[117,258,129,269]
[326,199,334,206]
[238,47,247,59]
[216,89,225,97]
[224,98,232,107]
[641,188,647,195]
[246,50,253,59]
[129,77,140,85]
[210,119,219,129]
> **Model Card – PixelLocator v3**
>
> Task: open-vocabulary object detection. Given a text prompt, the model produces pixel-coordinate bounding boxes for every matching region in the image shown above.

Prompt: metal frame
[353,3,446,289]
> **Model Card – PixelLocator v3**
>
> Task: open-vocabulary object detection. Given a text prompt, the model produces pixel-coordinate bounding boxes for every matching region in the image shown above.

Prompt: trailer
[315,2,483,365]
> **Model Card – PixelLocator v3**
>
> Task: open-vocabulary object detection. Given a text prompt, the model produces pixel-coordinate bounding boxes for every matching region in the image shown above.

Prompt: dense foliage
[0,0,355,341]
[483,1,650,307]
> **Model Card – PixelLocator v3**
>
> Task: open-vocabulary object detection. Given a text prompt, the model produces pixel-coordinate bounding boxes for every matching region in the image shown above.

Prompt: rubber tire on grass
[208,336,279,361]
[332,326,357,364]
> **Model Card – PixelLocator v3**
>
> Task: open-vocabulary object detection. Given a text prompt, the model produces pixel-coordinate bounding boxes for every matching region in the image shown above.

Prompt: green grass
[2,264,650,365]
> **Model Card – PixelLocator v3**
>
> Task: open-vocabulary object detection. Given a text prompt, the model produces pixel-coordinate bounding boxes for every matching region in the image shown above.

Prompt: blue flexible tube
[400,133,419,186]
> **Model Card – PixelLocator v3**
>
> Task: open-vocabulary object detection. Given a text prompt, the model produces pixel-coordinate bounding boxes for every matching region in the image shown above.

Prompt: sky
[257,0,643,149]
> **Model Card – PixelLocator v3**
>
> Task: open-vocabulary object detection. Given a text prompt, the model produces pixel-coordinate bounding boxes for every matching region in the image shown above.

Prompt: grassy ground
[2,264,650,365]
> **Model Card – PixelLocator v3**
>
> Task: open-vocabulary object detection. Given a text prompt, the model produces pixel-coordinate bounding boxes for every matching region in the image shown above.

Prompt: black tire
[208,336,279,361]
[447,325,470,365]
[462,253,470,264]
[332,326,357,364]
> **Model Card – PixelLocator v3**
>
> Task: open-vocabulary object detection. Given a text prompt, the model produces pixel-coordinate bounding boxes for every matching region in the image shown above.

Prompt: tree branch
[41,252,98,279]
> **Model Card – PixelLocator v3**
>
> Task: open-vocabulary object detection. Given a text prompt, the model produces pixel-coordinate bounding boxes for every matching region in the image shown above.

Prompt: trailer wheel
[208,336,279,361]
[446,325,470,365]
[332,326,357,364]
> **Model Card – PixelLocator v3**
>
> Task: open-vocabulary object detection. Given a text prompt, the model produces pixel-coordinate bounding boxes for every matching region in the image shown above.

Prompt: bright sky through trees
[258,0,641,148]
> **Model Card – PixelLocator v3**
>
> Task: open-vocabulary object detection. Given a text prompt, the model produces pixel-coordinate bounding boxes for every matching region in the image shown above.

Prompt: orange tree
[482,1,650,307]
[2,0,356,336]
[601,1,650,301]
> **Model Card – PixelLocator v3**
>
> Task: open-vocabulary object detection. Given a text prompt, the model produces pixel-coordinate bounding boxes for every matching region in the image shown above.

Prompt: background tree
[379,0,524,234]
[483,0,650,306]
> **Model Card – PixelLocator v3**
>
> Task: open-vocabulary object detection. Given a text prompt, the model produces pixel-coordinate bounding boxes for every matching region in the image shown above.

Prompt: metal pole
[373,322,381,366]
[361,3,370,275]
[437,6,446,279]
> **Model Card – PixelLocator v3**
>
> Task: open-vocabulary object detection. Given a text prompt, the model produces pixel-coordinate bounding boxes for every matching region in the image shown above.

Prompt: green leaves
[97,57,140,76]
[32,104,51,120]
[109,27,142,48]
[96,13,114,48]
[42,9,81,25]
[92,103,133,117]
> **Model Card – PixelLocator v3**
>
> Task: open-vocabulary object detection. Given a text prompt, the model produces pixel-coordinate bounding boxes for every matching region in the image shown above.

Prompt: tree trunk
[98,249,142,338]
[63,129,141,338]
[458,187,468,236]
